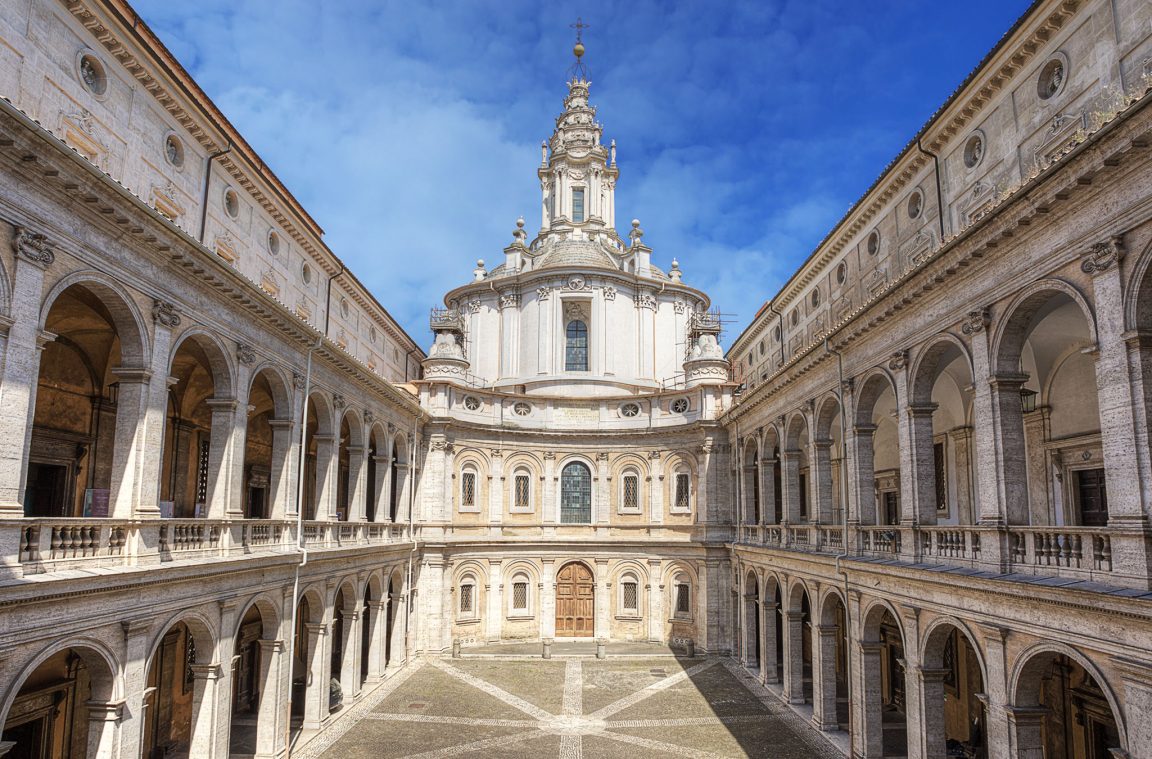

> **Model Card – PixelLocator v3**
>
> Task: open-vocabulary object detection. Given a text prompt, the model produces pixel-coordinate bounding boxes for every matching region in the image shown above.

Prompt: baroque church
[0,0,1151,758]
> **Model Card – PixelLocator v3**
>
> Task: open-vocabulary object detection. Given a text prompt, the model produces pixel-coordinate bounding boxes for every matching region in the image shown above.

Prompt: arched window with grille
[560,461,592,523]
[565,320,588,371]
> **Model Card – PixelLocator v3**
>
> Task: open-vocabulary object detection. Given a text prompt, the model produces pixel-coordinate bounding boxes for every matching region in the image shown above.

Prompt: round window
[164,134,184,168]
[302,263,313,284]
[671,398,689,414]
[463,396,481,411]
[811,288,821,308]
[513,402,532,416]
[267,230,280,255]
[223,188,240,218]
[620,403,640,418]
[773,325,781,341]
[836,261,847,285]
[790,310,799,327]
[907,190,923,220]
[78,52,107,96]
[867,229,881,255]
[1038,57,1066,101]
[963,132,984,169]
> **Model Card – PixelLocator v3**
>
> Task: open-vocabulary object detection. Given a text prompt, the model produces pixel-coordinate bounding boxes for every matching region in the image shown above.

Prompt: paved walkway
[300,656,843,758]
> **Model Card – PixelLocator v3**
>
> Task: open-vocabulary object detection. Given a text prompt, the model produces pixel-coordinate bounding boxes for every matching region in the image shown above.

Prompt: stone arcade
[1,0,1152,758]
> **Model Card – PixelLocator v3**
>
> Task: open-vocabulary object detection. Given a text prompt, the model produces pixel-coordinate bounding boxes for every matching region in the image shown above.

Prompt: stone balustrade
[2,516,411,578]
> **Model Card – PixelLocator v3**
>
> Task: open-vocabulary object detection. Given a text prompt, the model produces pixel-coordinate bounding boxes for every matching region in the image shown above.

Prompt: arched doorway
[555,561,594,637]
[1013,649,1123,758]
[142,620,206,758]
[243,369,292,519]
[910,341,976,526]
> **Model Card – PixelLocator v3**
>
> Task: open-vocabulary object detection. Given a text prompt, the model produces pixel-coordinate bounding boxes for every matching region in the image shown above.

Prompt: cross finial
[570,17,589,43]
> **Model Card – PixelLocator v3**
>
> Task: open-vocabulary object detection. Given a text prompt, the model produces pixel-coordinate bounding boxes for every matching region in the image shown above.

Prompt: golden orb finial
[574,41,585,58]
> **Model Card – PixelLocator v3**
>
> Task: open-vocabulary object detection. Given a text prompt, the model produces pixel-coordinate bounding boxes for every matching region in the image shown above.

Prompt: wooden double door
[555,562,594,637]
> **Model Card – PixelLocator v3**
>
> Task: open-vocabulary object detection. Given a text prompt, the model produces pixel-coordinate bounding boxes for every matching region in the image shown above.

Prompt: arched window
[673,574,692,618]
[565,320,588,371]
[458,575,477,619]
[620,468,640,513]
[619,572,640,616]
[512,468,532,512]
[672,468,692,513]
[560,461,592,523]
[509,572,531,615]
[459,466,479,513]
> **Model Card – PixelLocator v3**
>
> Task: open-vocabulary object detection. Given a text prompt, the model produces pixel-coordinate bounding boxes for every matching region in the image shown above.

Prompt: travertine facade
[0,1,1151,758]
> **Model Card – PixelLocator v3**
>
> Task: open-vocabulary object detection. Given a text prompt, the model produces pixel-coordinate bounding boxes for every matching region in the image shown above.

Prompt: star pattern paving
[300,656,839,758]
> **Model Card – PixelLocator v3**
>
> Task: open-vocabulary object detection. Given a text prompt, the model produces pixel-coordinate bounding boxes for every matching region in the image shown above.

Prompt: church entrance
[555,562,594,637]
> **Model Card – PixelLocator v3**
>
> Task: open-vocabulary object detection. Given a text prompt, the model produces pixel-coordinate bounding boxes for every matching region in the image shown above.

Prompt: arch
[786,577,811,612]
[169,327,236,399]
[854,368,898,428]
[39,270,150,367]
[909,333,973,406]
[814,393,843,442]
[307,392,336,437]
[146,608,218,668]
[1,637,122,720]
[1123,236,1152,331]
[339,408,365,450]
[1009,642,1127,755]
[248,362,294,417]
[860,597,905,642]
[234,592,283,640]
[991,278,1098,375]
[297,585,327,624]
[784,411,809,451]
[921,616,988,683]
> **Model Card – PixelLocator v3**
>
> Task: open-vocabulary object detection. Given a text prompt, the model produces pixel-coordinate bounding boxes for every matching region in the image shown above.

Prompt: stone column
[388,591,407,670]
[900,607,925,759]
[812,624,840,731]
[989,374,1030,524]
[948,426,975,524]
[486,560,504,642]
[347,445,368,522]
[962,309,999,522]
[594,558,610,640]
[204,398,242,519]
[312,434,336,521]
[978,624,1011,759]
[738,582,751,667]
[488,450,504,526]
[596,453,610,525]
[762,601,779,684]
[135,302,180,519]
[646,559,662,643]
[781,450,802,524]
[850,425,877,525]
[365,600,387,680]
[117,618,153,759]
[1114,658,1152,759]
[649,452,665,525]
[301,621,329,730]
[340,606,360,701]
[918,666,950,758]
[1006,707,1048,759]
[543,452,558,526]
[0,236,54,515]
[782,610,805,704]
[255,639,287,759]
[907,403,939,525]
[856,641,884,758]
[189,662,224,758]
[267,418,295,520]
[812,438,835,524]
[371,454,389,522]
[541,559,557,640]
[85,700,124,759]
[761,456,778,525]
[107,369,153,519]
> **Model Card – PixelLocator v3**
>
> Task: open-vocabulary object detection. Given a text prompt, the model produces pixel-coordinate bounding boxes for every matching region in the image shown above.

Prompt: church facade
[0,0,1151,758]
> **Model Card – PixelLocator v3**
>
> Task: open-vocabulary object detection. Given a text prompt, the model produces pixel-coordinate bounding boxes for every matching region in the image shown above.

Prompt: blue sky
[133,0,1031,348]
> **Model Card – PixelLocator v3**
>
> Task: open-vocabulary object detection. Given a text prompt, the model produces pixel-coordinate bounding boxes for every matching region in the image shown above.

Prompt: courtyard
[296,651,842,758]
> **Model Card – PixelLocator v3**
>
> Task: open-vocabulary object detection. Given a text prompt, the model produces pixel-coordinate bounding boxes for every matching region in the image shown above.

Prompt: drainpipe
[916,138,947,242]
[825,336,853,749]
[323,263,347,338]
[404,417,419,664]
[197,141,232,243]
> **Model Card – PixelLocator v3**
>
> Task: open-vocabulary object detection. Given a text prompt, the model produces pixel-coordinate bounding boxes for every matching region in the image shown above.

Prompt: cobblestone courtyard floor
[300,656,842,758]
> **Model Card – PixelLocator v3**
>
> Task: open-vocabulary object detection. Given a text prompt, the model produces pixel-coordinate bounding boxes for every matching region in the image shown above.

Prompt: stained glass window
[561,462,592,523]
[565,320,588,371]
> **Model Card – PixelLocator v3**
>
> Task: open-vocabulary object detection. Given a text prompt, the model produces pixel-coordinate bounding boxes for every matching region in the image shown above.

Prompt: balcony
[4,517,412,579]
[733,522,1151,590]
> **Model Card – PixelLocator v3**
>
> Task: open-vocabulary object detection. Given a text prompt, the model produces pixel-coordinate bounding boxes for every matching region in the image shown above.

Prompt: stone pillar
[189,662,224,758]
[347,445,368,522]
[900,607,925,759]
[365,600,387,680]
[1114,658,1152,759]
[907,403,939,525]
[990,374,1030,524]
[104,369,152,519]
[371,454,389,522]
[85,700,124,759]
[488,450,504,526]
[339,606,360,702]
[850,425,878,525]
[388,592,407,670]
[978,624,1011,759]
[135,304,179,519]
[919,666,950,758]
[1006,707,1048,759]
[812,438,835,524]
[486,560,504,642]
[649,452,665,525]
[301,621,329,730]
[738,583,751,667]
[204,398,242,519]
[117,619,153,759]
[594,558,610,640]
[762,601,779,684]
[267,418,295,520]
[255,639,287,759]
[543,453,558,526]
[812,624,840,731]
[646,559,662,643]
[0,239,54,515]
[949,426,975,524]
[781,450,802,524]
[1021,407,1052,524]
[541,560,557,640]
[761,456,778,524]
[856,640,885,758]
[758,597,770,683]
[596,453,610,525]
[312,434,336,521]
[782,610,805,704]
[213,600,239,758]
